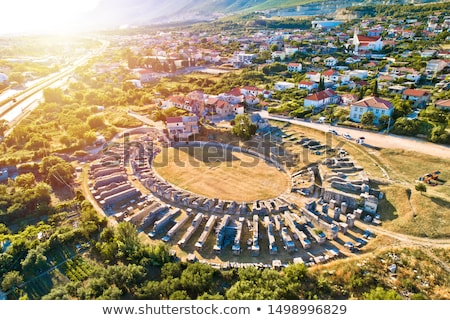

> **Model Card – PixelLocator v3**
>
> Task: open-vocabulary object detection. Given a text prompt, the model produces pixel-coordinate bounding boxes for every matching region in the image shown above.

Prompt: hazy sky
[0,0,101,35]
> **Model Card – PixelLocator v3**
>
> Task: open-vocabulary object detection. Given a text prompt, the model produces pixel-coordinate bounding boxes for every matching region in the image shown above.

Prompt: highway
[0,40,109,132]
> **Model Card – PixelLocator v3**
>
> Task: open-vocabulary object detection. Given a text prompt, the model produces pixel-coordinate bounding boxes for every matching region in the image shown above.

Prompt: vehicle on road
[328,129,338,135]
[343,133,352,140]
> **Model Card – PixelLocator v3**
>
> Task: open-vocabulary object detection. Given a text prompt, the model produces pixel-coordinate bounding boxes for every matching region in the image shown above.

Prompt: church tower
[353,27,360,54]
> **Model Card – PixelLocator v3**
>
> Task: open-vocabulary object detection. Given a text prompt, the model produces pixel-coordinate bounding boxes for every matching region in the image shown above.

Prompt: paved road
[257,111,450,159]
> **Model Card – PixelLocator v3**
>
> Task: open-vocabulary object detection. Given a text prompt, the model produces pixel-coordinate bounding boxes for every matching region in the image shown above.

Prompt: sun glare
[0,0,100,35]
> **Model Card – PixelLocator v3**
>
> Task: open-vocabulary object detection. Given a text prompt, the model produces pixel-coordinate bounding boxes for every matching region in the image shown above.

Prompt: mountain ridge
[85,0,443,29]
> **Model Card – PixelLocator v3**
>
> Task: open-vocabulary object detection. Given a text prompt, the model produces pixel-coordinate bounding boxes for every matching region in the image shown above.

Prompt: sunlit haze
[0,0,101,35]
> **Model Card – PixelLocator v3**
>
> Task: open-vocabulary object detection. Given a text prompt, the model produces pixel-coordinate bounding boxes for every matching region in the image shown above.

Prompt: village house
[133,68,159,83]
[219,88,244,104]
[304,89,340,113]
[166,116,199,140]
[322,69,340,82]
[271,51,286,61]
[352,28,383,53]
[298,81,318,92]
[434,99,450,111]
[425,59,448,78]
[305,71,321,82]
[350,96,394,124]
[324,57,338,67]
[285,46,299,56]
[341,93,359,106]
[287,62,302,72]
[274,81,296,91]
[401,88,431,108]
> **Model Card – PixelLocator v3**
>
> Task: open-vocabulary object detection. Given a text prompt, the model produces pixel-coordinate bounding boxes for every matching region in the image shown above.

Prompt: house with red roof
[304,89,340,113]
[298,81,318,92]
[434,99,450,111]
[350,97,393,124]
[166,116,199,140]
[401,88,431,108]
[287,62,302,72]
[352,28,383,53]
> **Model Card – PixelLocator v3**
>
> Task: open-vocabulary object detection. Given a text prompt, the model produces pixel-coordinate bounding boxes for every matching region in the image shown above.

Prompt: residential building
[401,88,431,108]
[323,69,340,82]
[305,71,321,82]
[352,28,383,53]
[274,81,295,91]
[425,59,447,77]
[166,116,199,140]
[350,97,394,124]
[304,89,340,113]
[341,93,359,106]
[271,51,286,61]
[434,99,450,111]
[285,46,299,56]
[324,57,338,67]
[298,81,318,92]
[287,62,302,72]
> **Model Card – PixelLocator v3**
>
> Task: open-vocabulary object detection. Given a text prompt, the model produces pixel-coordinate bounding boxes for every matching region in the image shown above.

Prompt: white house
[322,69,340,82]
[347,69,368,80]
[305,71,321,82]
[304,89,340,112]
[350,97,393,124]
[285,46,299,56]
[272,51,286,61]
[298,81,318,92]
[166,116,199,140]
[134,68,158,83]
[287,62,302,72]
[274,81,295,91]
[240,86,261,97]
[352,28,383,53]
[425,59,447,77]
[324,57,338,67]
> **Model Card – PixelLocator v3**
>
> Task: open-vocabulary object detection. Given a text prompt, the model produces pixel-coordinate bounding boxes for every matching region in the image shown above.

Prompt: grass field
[153,146,290,202]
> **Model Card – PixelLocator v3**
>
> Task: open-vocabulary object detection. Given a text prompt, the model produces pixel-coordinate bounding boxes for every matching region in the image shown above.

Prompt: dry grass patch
[153,146,289,202]
[378,184,450,238]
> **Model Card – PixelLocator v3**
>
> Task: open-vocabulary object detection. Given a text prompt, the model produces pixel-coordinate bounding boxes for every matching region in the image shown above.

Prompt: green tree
[363,287,402,300]
[21,247,49,275]
[1,271,23,292]
[231,114,257,140]
[361,111,375,126]
[83,130,97,146]
[87,114,105,129]
[372,79,379,97]
[415,183,427,195]
[378,114,390,129]
[43,88,64,104]
[318,76,325,91]
[14,173,36,189]
[39,156,74,188]
[180,263,216,298]
[8,72,25,85]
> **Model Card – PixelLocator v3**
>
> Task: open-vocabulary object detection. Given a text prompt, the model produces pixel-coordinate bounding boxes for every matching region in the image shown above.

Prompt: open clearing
[153,146,289,202]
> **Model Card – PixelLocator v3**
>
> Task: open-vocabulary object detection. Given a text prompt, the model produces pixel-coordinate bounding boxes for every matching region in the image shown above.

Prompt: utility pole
[386,116,391,135]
